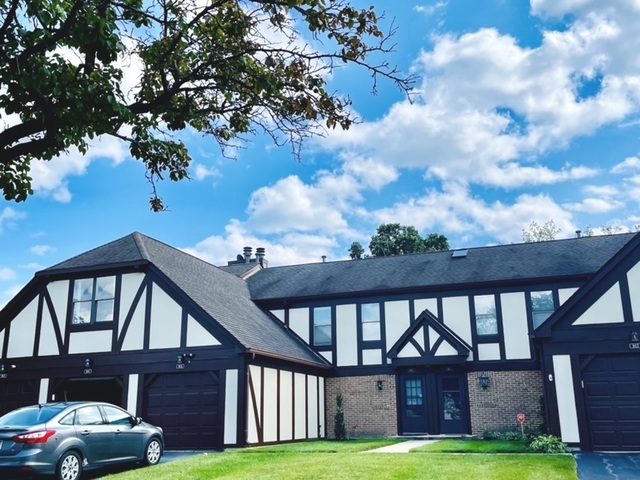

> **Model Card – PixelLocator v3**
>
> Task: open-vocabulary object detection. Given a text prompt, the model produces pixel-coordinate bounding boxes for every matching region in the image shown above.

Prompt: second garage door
[143,371,221,450]
[0,380,38,416]
[583,354,640,450]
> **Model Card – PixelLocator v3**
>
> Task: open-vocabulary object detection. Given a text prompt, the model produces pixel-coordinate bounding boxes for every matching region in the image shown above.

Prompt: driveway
[574,452,640,479]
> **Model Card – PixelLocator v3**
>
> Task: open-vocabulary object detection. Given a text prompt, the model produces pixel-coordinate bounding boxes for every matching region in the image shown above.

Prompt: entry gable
[535,232,640,339]
[387,309,471,366]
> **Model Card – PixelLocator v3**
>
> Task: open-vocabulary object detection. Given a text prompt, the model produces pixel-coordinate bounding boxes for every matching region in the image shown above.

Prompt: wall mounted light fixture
[0,364,5,373]
[478,372,490,390]
[83,358,92,369]
[376,380,383,391]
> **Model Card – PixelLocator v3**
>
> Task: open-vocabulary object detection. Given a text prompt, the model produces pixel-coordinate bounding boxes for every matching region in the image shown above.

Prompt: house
[1,231,639,451]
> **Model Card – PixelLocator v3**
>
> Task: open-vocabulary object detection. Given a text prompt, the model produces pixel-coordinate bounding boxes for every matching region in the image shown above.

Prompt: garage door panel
[0,381,38,416]
[583,354,640,450]
[614,382,640,396]
[587,406,615,421]
[143,371,221,450]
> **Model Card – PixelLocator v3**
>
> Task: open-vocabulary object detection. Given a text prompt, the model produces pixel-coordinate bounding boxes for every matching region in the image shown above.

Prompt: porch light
[376,380,383,391]
[478,372,490,390]
[83,358,92,369]
[177,354,184,365]
[0,364,4,373]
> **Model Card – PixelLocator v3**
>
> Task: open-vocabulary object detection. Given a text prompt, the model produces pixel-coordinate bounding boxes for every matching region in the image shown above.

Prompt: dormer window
[531,290,554,328]
[72,276,116,325]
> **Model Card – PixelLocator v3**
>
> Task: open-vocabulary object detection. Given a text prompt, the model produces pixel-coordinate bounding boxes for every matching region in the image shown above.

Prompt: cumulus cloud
[182,219,339,266]
[0,207,26,234]
[612,156,640,173]
[30,245,55,256]
[0,267,16,281]
[321,5,640,192]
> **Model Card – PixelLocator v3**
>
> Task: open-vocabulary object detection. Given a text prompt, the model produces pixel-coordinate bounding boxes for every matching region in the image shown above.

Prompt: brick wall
[467,370,543,435]
[325,375,397,438]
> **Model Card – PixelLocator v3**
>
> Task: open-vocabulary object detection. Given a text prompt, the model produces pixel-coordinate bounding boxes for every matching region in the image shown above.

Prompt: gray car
[0,401,163,480]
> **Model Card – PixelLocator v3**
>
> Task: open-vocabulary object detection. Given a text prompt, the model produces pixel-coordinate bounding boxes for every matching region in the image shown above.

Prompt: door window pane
[75,406,104,426]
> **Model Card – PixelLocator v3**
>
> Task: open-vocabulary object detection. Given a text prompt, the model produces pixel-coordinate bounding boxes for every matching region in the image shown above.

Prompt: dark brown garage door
[143,371,221,450]
[0,380,38,416]
[583,354,640,450]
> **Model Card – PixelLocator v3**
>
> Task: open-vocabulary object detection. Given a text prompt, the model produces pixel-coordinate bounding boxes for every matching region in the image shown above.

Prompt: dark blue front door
[400,375,428,434]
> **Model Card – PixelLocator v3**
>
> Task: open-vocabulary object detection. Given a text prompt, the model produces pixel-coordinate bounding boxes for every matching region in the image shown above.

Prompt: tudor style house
[1,232,639,451]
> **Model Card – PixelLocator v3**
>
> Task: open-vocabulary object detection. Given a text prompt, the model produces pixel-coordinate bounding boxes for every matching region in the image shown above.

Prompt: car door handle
[81,430,90,436]
[114,430,122,435]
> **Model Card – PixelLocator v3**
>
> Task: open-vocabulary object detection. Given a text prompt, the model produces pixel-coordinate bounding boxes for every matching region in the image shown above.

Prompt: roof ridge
[132,232,151,261]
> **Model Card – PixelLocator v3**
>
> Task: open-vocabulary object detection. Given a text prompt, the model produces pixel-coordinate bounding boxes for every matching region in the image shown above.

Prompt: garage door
[0,380,38,416]
[143,371,221,450]
[583,354,640,450]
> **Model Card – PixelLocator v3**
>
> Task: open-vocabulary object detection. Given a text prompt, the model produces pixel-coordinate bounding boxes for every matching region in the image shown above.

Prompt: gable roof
[387,309,471,366]
[246,233,636,301]
[533,231,640,339]
[38,233,328,368]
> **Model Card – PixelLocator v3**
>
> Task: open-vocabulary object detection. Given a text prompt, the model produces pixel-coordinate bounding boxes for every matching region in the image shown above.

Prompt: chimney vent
[575,230,582,238]
[243,246,252,263]
[256,247,266,263]
[321,255,327,263]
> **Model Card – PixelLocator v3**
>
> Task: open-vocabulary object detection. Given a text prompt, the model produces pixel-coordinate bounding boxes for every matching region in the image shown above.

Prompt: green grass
[102,440,577,480]
[413,439,531,453]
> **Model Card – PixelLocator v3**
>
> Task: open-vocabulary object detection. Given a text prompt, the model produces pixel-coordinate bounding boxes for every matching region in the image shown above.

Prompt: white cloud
[369,183,576,245]
[193,164,222,181]
[0,207,26,234]
[611,156,640,173]
[415,2,448,16]
[245,172,362,236]
[182,219,339,266]
[0,267,16,281]
[321,6,640,191]
[30,245,55,256]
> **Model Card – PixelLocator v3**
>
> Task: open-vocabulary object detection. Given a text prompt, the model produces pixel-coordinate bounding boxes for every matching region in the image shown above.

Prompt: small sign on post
[517,413,525,437]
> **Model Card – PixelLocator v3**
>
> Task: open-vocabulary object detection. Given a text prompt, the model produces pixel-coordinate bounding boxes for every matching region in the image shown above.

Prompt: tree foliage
[522,220,561,243]
[350,223,449,258]
[0,0,414,210]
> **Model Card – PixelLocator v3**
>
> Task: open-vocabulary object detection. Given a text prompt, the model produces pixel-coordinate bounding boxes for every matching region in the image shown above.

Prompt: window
[102,405,133,426]
[75,406,104,426]
[72,276,116,325]
[474,295,498,336]
[313,306,332,346]
[531,290,554,328]
[361,303,381,341]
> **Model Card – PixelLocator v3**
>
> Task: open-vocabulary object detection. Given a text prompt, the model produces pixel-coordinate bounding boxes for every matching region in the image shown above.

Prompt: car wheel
[56,451,82,480]
[144,437,162,465]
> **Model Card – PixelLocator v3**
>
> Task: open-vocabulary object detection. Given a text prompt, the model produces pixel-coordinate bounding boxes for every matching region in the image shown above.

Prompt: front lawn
[413,438,531,453]
[102,440,577,480]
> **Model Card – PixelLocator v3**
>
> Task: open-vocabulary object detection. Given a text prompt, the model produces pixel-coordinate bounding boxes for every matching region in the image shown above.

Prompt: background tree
[350,223,449,258]
[424,232,449,252]
[348,241,365,259]
[0,0,413,210]
[522,220,561,243]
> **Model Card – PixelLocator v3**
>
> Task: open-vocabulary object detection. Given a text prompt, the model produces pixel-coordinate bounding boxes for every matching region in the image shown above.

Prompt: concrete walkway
[365,439,438,453]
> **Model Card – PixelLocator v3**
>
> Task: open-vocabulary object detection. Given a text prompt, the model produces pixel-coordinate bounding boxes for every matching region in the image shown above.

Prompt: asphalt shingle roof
[41,233,326,367]
[245,233,638,301]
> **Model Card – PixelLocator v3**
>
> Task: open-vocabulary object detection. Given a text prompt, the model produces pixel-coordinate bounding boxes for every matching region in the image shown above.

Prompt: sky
[3,0,640,307]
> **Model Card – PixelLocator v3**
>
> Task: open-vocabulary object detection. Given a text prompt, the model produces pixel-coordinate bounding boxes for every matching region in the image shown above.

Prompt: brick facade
[467,370,544,435]
[325,375,397,438]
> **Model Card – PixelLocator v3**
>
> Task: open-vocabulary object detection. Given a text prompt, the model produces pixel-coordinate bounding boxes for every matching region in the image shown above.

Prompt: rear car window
[0,405,65,426]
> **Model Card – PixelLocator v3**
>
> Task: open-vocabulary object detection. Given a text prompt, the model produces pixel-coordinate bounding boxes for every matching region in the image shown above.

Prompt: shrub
[529,435,569,453]
[334,394,347,440]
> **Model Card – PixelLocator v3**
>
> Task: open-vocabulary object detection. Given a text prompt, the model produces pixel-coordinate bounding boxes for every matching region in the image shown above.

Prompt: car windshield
[0,405,66,426]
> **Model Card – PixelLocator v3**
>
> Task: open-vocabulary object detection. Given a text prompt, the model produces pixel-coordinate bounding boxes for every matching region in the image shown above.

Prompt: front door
[437,374,468,434]
[400,375,429,434]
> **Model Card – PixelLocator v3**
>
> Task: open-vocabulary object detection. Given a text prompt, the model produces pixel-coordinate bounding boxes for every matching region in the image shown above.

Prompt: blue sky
[3,0,640,307]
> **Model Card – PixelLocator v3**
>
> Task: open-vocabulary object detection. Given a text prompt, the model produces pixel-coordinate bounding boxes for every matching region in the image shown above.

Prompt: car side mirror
[135,417,143,425]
